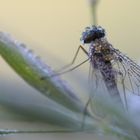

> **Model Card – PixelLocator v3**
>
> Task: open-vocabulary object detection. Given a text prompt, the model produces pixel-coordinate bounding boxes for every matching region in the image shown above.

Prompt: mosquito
[54,25,140,109]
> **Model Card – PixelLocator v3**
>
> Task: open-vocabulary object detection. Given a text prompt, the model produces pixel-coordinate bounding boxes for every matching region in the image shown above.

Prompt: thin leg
[51,58,89,77]
[81,94,101,130]
[41,45,89,80]
[81,97,91,130]
[55,45,88,73]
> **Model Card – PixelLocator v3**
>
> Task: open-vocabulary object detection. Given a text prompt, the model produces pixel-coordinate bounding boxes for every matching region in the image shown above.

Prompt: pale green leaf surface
[0,32,85,113]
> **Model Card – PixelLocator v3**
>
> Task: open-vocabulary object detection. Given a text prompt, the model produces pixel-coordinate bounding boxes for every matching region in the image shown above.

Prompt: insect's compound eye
[82,30,96,43]
[96,27,105,38]
[81,26,105,44]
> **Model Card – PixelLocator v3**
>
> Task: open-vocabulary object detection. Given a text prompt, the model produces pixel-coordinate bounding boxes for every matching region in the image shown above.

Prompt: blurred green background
[0,0,140,140]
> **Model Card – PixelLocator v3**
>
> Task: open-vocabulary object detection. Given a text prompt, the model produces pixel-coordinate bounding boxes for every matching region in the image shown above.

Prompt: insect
[56,25,140,108]
[81,26,122,105]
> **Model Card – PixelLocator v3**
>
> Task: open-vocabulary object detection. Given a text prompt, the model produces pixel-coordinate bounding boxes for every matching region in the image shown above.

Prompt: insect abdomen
[101,62,122,103]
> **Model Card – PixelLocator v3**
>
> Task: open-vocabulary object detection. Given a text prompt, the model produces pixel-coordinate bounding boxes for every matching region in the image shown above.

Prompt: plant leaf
[0,32,85,113]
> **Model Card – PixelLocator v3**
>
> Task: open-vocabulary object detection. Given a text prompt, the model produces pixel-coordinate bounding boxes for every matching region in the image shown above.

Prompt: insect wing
[88,62,111,99]
[113,49,140,97]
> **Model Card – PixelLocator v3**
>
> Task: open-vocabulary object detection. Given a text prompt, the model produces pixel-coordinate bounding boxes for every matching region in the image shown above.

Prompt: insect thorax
[89,38,118,86]
[89,38,114,69]
[81,26,115,69]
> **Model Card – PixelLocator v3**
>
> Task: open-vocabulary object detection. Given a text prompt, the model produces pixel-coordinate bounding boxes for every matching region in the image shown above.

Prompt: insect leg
[55,45,88,73]
[40,45,88,79]
[51,58,89,77]
[81,97,91,129]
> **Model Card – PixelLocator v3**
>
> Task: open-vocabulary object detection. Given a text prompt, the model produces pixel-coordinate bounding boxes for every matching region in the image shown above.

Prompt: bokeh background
[0,0,140,140]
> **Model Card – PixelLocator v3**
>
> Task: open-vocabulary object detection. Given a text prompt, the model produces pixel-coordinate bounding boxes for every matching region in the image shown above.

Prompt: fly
[55,25,140,108]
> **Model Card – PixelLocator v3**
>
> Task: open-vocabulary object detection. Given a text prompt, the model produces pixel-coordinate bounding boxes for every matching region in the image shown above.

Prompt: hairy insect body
[89,38,122,103]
